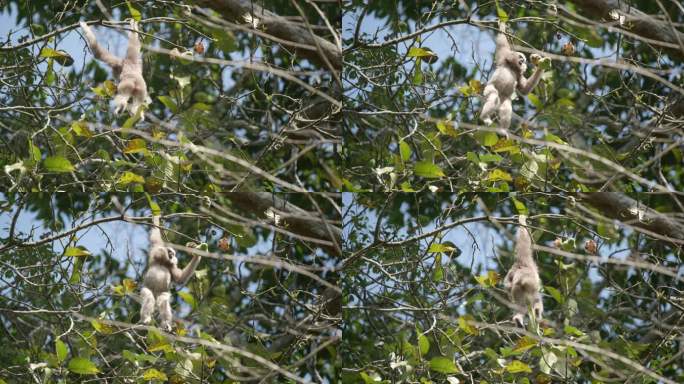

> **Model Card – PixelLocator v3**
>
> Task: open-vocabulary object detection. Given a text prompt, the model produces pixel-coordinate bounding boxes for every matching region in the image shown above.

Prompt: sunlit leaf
[67,357,100,375]
[429,356,459,374]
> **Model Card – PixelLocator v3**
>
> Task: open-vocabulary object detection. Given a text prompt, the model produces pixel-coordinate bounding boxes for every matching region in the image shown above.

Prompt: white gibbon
[504,215,543,327]
[140,215,201,331]
[480,22,545,132]
[80,20,150,120]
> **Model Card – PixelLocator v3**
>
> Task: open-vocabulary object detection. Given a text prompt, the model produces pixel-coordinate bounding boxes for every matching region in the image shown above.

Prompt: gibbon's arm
[514,215,534,265]
[517,67,543,95]
[125,20,142,68]
[150,215,164,248]
[171,254,201,286]
[79,22,123,72]
[494,22,511,65]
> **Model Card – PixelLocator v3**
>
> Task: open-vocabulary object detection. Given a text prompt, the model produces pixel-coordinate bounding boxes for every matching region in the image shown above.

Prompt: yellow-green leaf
[103,80,117,96]
[117,171,145,186]
[399,140,411,161]
[487,169,512,182]
[178,291,196,309]
[142,368,167,381]
[436,120,458,137]
[428,243,455,254]
[407,47,434,58]
[39,47,74,66]
[126,0,142,21]
[90,319,113,334]
[414,161,445,178]
[528,93,542,109]
[65,246,91,257]
[513,336,538,353]
[564,325,584,337]
[67,357,100,375]
[496,1,509,23]
[71,121,93,137]
[545,286,563,304]
[157,95,178,113]
[56,338,68,363]
[505,360,532,373]
[124,138,147,154]
[145,193,161,216]
[418,333,430,356]
[43,156,74,173]
[429,356,459,374]
[458,315,478,336]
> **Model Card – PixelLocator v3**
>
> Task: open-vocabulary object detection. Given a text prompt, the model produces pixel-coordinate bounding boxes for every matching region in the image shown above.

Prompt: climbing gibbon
[80,20,150,120]
[140,215,201,331]
[504,215,543,327]
[480,22,545,132]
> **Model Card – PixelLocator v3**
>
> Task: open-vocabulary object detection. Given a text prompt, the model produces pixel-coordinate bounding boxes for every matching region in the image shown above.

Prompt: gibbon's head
[151,245,177,267]
[515,52,527,73]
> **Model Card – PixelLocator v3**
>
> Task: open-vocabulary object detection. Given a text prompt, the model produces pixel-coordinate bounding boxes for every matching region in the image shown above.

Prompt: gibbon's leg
[114,78,135,115]
[511,281,527,327]
[481,84,500,126]
[533,293,544,320]
[140,286,155,324]
[156,291,173,331]
[498,98,512,130]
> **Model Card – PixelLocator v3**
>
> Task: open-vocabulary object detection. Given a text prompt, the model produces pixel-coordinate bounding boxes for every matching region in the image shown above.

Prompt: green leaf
[39,47,74,66]
[418,333,430,356]
[429,356,459,374]
[495,1,509,22]
[412,65,423,85]
[427,243,455,253]
[513,336,538,353]
[505,360,532,373]
[436,120,458,137]
[145,193,161,216]
[157,95,178,113]
[124,138,147,154]
[71,121,93,137]
[65,246,91,257]
[545,286,563,304]
[544,134,566,145]
[458,315,478,336]
[520,159,538,180]
[512,198,528,215]
[399,140,411,161]
[539,350,558,374]
[414,161,445,178]
[478,154,503,163]
[142,368,167,381]
[117,171,145,186]
[528,93,542,109]
[126,1,142,21]
[56,338,68,363]
[178,291,196,309]
[407,47,434,58]
[486,169,512,182]
[475,131,499,146]
[564,325,584,337]
[26,140,41,166]
[43,156,74,173]
[67,357,100,375]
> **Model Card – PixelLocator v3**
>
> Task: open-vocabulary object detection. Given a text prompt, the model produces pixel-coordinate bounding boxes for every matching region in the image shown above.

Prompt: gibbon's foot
[160,322,172,332]
[497,128,510,139]
[141,316,152,324]
[512,313,525,327]
[482,117,493,126]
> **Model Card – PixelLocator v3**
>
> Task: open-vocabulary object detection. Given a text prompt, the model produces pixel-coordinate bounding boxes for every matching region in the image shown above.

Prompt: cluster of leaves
[341,193,683,383]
